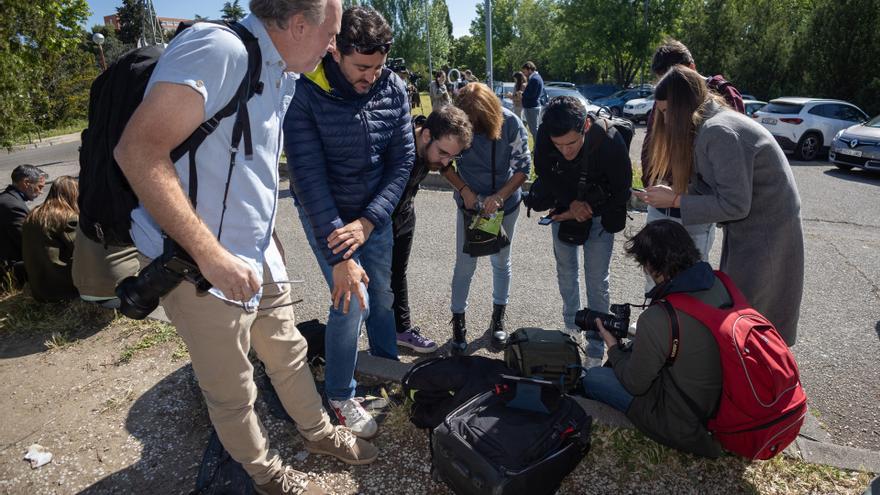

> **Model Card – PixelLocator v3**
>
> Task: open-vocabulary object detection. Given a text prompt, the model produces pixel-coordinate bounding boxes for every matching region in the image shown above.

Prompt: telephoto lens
[116,254,187,320]
[574,304,631,339]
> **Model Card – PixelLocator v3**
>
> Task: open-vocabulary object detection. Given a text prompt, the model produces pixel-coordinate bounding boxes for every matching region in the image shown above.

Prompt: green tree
[561,0,683,87]
[0,0,92,145]
[116,0,146,44]
[221,0,247,22]
[791,0,880,114]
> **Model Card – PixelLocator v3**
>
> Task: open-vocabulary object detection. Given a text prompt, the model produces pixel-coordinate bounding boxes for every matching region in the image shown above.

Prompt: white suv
[753,97,868,161]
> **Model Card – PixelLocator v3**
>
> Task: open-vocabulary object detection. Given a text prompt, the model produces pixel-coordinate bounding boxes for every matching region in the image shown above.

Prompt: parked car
[545,81,576,89]
[623,94,655,123]
[829,114,880,171]
[592,87,653,117]
[494,82,515,111]
[740,93,758,101]
[743,99,767,117]
[753,97,869,161]
[494,82,600,117]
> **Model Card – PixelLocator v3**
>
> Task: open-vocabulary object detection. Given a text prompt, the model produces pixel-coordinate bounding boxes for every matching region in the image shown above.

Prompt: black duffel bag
[432,375,592,495]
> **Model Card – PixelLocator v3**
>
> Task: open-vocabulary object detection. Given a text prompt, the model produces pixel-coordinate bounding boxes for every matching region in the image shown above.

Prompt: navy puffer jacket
[284,54,415,266]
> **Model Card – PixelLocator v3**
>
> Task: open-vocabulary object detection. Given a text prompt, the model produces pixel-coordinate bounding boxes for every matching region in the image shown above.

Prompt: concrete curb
[4,132,81,154]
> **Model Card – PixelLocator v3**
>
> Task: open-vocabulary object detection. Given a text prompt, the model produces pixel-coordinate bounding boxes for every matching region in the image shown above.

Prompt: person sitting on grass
[584,219,724,458]
[22,176,80,302]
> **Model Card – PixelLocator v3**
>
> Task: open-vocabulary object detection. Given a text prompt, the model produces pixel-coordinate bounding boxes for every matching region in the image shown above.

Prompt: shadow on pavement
[875,321,880,342]
[823,168,880,186]
[80,364,209,494]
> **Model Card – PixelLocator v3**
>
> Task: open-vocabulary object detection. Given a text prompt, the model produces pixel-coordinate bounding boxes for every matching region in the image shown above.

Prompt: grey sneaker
[304,425,379,465]
[397,327,438,354]
[328,397,378,439]
[254,466,326,495]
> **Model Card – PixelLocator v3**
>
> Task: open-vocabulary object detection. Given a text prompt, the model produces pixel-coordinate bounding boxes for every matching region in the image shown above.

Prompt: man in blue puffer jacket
[283,6,414,440]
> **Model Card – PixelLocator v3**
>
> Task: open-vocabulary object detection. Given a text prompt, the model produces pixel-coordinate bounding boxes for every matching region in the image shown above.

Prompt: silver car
[829,114,880,171]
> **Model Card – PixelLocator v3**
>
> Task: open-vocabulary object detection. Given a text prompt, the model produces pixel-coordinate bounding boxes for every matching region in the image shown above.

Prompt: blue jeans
[644,206,715,293]
[522,107,541,138]
[552,218,614,361]
[451,207,519,314]
[297,207,398,401]
[582,366,633,412]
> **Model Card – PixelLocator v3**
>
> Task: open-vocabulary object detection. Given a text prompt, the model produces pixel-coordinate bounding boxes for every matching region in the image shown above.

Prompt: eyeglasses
[429,138,462,161]
[340,41,393,55]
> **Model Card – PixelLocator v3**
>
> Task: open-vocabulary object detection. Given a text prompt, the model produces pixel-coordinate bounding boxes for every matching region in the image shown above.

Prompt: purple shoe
[397,327,438,354]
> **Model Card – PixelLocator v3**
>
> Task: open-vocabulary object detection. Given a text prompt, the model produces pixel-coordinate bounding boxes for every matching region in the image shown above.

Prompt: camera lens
[116,256,186,320]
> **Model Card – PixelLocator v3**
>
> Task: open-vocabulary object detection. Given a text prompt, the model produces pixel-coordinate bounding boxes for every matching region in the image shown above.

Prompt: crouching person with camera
[585,220,723,458]
[114,1,378,493]
[532,96,632,367]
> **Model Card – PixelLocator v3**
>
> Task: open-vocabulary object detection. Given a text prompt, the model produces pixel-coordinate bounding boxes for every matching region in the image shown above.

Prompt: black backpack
[432,376,592,495]
[78,21,263,247]
[401,356,516,430]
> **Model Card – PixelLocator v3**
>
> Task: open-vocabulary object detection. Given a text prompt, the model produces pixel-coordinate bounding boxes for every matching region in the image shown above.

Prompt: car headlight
[833,130,844,141]
[635,104,646,109]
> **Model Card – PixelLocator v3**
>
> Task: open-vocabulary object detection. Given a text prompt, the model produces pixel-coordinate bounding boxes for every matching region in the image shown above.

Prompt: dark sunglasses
[340,41,393,55]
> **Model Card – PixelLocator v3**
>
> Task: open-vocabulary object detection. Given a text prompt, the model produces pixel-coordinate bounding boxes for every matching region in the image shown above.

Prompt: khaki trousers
[159,263,333,484]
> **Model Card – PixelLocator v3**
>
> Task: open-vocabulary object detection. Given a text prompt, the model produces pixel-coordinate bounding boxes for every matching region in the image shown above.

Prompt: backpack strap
[711,270,750,309]
[167,21,262,239]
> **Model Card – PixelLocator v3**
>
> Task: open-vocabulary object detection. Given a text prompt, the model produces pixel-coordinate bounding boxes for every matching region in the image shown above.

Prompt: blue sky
[85,0,480,37]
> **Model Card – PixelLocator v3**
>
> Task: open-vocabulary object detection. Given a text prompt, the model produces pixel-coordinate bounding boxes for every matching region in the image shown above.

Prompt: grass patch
[99,386,136,414]
[44,331,72,350]
[0,289,187,360]
[117,320,187,364]
[1,289,114,338]
[7,119,87,146]
[585,425,872,494]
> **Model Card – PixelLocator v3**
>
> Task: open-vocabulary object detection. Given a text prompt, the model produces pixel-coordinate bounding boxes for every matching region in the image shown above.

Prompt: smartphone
[538,215,554,226]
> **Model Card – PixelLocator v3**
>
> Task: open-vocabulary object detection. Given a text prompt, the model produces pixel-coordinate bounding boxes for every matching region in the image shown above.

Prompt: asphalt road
[3,131,878,451]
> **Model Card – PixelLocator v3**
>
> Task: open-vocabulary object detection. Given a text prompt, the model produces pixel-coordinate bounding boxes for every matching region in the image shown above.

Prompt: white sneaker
[328,398,378,439]
[628,322,638,337]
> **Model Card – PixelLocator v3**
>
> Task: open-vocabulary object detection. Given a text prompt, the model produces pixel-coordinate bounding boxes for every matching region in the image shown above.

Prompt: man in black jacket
[1,164,47,285]
[533,96,631,366]
[391,107,473,354]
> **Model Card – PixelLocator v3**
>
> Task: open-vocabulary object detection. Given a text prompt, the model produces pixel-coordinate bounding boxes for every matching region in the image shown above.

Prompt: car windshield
[763,102,804,114]
[608,90,627,98]
[866,114,880,127]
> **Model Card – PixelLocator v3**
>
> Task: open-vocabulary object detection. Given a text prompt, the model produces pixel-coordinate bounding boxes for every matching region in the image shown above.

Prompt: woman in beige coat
[636,66,804,346]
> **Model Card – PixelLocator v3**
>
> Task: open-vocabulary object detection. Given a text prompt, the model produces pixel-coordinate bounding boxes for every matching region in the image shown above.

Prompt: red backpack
[660,271,807,460]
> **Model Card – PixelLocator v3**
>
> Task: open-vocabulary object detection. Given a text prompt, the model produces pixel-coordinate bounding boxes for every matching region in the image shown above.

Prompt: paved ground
[3,129,878,452]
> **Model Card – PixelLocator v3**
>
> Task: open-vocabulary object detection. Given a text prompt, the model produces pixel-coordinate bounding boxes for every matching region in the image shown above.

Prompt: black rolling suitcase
[431,376,592,495]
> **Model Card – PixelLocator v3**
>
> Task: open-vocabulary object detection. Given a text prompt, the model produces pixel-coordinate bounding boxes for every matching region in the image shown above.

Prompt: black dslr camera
[575,303,631,339]
[116,239,211,320]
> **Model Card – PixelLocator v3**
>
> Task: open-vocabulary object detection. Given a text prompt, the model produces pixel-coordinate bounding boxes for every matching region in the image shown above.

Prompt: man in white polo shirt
[114,1,376,494]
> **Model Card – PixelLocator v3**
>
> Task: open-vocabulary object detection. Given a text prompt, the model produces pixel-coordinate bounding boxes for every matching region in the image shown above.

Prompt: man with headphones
[532,96,632,367]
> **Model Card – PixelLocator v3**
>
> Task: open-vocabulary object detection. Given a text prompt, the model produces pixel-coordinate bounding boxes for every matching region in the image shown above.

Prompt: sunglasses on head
[340,41,393,55]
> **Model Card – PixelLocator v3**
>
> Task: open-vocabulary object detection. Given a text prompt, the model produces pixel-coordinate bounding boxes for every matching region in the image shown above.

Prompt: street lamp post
[92,32,106,71]
[485,0,493,88]
[425,0,433,76]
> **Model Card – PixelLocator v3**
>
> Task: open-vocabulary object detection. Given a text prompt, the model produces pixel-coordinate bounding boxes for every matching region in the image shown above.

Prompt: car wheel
[794,132,821,161]
[834,164,854,171]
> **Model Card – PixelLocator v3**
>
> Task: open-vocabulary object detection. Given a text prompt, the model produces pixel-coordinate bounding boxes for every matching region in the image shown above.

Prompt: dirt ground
[0,294,873,495]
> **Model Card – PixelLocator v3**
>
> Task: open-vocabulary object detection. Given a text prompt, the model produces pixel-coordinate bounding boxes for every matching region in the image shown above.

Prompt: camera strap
[576,118,605,201]
[658,300,711,425]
